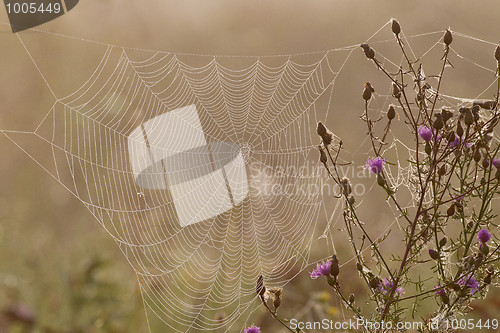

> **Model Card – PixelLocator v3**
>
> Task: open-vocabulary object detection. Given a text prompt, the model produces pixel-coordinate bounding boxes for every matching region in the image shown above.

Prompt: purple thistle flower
[311,261,332,279]
[455,194,464,202]
[378,278,404,297]
[434,286,446,296]
[366,156,385,174]
[458,274,479,295]
[418,126,434,142]
[493,158,500,169]
[244,325,261,333]
[477,229,492,244]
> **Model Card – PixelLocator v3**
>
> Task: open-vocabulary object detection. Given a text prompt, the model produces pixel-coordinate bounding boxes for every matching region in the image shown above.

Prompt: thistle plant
[311,21,500,332]
[252,20,499,333]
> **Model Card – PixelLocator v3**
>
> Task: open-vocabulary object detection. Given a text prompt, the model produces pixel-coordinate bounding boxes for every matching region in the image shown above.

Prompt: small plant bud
[447,204,455,217]
[391,19,401,36]
[443,29,453,46]
[377,174,385,187]
[319,146,328,164]
[485,273,492,285]
[340,177,352,195]
[473,148,482,163]
[327,275,336,287]
[348,196,355,205]
[487,265,495,274]
[480,244,490,255]
[387,105,396,120]
[496,45,500,62]
[360,43,375,59]
[356,263,363,271]
[433,114,444,130]
[317,121,327,137]
[363,82,375,101]
[330,255,340,277]
[349,293,355,304]
[323,132,333,146]
[456,121,464,137]
[429,249,440,260]
[369,276,380,289]
[441,108,453,122]
[440,292,450,304]
[392,82,401,99]
[482,158,490,169]
[256,275,266,297]
[468,256,475,267]
[439,237,448,247]
[472,105,480,122]
[438,164,447,176]
[467,221,474,231]
[496,168,500,181]
[425,142,432,155]
[464,109,474,126]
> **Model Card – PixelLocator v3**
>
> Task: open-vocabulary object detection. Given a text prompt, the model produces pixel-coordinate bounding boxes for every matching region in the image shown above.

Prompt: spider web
[1,20,499,332]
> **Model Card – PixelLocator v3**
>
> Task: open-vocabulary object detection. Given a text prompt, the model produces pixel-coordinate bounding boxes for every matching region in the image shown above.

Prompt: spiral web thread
[1,21,499,332]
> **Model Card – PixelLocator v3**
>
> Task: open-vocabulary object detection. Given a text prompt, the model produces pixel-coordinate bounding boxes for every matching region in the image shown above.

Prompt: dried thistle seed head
[360,43,375,59]
[330,255,340,277]
[256,275,266,296]
[473,148,482,163]
[319,146,328,164]
[433,114,444,130]
[362,82,375,100]
[317,121,327,137]
[443,29,453,46]
[441,108,453,122]
[387,105,396,120]
[496,45,500,62]
[485,273,492,285]
[392,82,401,99]
[447,203,456,217]
[456,121,464,137]
[391,19,401,36]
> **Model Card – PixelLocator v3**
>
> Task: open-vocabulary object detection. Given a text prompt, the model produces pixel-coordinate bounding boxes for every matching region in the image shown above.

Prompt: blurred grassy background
[1,1,500,332]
